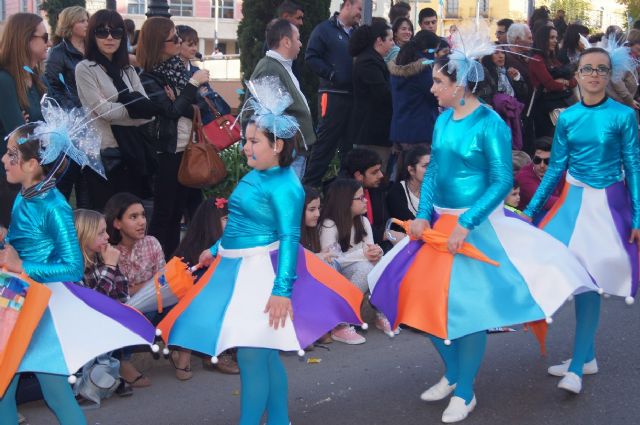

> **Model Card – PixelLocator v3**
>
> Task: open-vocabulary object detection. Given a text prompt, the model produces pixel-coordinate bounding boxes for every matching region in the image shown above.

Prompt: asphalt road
[20,297,640,425]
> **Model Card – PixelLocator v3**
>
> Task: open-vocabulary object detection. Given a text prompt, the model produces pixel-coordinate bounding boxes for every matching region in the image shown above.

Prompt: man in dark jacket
[252,19,315,177]
[303,0,362,187]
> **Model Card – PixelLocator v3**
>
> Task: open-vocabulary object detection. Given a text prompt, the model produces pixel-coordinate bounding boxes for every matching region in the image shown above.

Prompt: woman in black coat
[348,20,395,172]
[44,6,91,206]
[137,17,210,260]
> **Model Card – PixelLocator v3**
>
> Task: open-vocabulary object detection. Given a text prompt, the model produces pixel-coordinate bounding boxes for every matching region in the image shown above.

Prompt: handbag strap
[203,96,222,118]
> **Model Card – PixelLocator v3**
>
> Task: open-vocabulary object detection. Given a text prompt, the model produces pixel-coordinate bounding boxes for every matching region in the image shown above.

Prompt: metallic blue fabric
[416,106,513,230]
[524,98,640,228]
[220,166,304,297]
[6,188,83,283]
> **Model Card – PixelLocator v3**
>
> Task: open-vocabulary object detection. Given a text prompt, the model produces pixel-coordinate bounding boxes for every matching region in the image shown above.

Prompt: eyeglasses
[495,30,506,36]
[578,64,611,77]
[353,195,367,202]
[31,32,49,44]
[164,34,181,44]
[532,156,550,165]
[94,27,124,40]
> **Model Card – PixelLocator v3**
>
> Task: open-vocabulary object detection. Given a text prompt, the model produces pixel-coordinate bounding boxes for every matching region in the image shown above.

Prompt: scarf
[93,51,129,93]
[496,67,515,98]
[152,55,190,91]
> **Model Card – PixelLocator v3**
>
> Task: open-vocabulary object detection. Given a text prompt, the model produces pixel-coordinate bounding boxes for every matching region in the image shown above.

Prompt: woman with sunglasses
[137,18,209,261]
[76,9,157,210]
[0,13,50,232]
[524,47,640,395]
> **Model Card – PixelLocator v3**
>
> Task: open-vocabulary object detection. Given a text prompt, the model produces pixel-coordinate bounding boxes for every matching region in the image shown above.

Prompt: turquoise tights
[429,331,487,404]
[236,348,289,425]
[567,292,600,377]
[0,373,86,425]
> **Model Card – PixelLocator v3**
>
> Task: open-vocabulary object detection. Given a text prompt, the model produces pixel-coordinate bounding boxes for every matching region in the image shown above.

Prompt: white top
[400,180,420,216]
[319,216,374,267]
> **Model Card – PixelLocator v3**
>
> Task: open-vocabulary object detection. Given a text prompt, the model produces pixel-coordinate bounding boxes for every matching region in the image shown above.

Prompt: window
[0,0,5,21]
[211,0,234,19]
[170,0,193,17]
[128,0,146,15]
[445,0,459,18]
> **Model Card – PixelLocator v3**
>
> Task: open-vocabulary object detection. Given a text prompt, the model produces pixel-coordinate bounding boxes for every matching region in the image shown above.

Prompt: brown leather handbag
[178,106,227,188]
[201,96,241,151]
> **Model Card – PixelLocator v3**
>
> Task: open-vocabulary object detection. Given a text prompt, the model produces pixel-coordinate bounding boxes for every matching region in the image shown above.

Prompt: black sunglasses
[94,27,125,40]
[532,156,550,165]
[31,32,49,44]
[164,34,182,44]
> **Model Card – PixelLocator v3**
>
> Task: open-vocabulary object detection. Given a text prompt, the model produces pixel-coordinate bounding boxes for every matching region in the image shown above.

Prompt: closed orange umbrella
[391,219,499,267]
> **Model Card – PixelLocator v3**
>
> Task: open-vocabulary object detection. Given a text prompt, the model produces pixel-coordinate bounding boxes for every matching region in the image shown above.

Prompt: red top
[516,163,565,212]
[528,54,577,91]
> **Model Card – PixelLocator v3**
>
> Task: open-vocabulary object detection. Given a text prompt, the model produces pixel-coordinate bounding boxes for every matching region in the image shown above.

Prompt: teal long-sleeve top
[416,105,513,230]
[523,98,640,228]
[217,166,304,298]
[6,188,84,283]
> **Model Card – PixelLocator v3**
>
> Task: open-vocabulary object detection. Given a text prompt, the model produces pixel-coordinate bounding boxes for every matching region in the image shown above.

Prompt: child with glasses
[525,47,640,395]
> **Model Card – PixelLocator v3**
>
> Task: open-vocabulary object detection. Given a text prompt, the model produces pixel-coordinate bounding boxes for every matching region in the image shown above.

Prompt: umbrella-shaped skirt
[159,243,365,358]
[368,205,598,342]
[9,280,157,379]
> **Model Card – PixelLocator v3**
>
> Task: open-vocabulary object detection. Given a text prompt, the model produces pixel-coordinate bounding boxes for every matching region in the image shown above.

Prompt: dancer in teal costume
[0,123,86,425]
[524,47,640,395]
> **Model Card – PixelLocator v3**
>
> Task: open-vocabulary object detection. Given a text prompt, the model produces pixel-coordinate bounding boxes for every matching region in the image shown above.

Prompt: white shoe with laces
[420,377,457,401]
[441,395,476,423]
[558,372,582,394]
[548,358,598,377]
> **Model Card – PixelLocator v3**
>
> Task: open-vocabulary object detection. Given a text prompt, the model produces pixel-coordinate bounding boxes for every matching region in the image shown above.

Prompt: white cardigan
[319,216,374,267]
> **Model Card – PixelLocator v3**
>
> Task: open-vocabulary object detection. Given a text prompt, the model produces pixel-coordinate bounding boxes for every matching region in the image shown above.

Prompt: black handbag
[110,122,159,177]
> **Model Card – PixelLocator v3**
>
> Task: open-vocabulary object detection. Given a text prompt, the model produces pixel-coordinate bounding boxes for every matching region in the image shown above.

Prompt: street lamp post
[146,0,172,18]
[106,0,116,11]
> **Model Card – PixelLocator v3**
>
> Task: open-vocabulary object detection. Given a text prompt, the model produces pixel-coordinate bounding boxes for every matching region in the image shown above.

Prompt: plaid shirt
[84,260,129,303]
[116,236,165,294]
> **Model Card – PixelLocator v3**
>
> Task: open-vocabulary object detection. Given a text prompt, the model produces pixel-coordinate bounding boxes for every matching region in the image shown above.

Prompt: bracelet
[189,78,200,87]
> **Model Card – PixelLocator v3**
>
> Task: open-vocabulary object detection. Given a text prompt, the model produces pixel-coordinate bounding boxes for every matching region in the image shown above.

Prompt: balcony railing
[196,55,241,80]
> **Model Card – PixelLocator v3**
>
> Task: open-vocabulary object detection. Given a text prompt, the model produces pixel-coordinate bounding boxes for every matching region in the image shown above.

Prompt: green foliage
[549,0,591,28]
[204,143,251,199]
[237,0,332,121]
[40,0,86,36]
[618,0,640,28]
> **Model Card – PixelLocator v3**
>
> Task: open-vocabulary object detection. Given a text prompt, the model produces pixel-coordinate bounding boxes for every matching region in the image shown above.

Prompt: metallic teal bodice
[524,98,640,227]
[220,166,304,297]
[417,105,513,230]
[6,188,83,283]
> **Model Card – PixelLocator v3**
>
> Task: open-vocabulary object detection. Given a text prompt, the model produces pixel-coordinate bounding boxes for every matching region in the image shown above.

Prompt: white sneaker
[441,395,476,423]
[547,358,598,377]
[420,377,457,401]
[558,372,582,394]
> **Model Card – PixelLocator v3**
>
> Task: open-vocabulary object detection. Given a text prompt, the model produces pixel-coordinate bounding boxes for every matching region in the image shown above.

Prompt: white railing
[196,55,241,80]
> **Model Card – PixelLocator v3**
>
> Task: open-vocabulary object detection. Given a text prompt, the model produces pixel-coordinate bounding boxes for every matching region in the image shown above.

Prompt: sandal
[170,351,193,381]
[123,373,151,388]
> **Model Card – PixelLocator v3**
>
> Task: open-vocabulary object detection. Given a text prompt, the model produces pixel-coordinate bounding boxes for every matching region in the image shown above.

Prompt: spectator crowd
[1,0,639,418]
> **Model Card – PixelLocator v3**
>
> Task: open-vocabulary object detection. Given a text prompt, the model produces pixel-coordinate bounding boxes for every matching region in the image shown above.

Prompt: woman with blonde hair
[46,6,92,207]
[0,12,50,230]
[138,17,209,259]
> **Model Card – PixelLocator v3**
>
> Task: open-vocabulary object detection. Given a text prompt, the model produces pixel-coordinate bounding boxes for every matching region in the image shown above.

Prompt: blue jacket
[305,13,356,94]
[388,56,439,144]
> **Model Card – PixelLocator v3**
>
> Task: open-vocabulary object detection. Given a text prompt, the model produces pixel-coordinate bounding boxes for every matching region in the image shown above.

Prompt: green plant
[40,0,86,37]
[204,143,250,199]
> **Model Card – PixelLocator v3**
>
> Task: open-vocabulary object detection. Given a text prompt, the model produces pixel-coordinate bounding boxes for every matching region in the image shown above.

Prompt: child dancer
[367,30,597,423]
[158,77,364,425]
[524,47,640,394]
